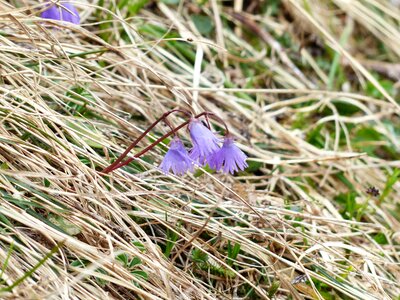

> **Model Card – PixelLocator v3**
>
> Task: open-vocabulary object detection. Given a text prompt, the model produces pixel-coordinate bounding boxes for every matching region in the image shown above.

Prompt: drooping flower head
[159,137,194,175]
[208,136,248,174]
[41,2,80,24]
[189,118,220,164]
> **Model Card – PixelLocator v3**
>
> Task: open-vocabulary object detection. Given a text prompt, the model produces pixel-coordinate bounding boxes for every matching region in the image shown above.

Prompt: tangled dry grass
[0,0,400,299]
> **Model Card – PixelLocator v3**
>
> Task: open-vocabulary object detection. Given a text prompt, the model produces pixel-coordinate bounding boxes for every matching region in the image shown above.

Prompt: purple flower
[41,2,80,24]
[189,119,220,164]
[159,138,194,175]
[208,137,248,174]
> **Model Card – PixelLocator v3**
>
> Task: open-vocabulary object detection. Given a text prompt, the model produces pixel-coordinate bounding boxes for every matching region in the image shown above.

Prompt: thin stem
[101,108,191,173]
[1,241,64,292]
[103,112,208,173]
[203,112,230,135]
[163,118,176,135]
[204,114,212,129]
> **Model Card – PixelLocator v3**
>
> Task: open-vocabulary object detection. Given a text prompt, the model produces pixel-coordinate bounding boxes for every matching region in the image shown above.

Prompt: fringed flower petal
[189,119,220,164]
[208,137,248,174]
[159,138,194,176]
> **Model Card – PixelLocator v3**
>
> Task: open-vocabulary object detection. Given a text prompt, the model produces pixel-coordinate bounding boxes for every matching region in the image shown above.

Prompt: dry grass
[0,0,399,299]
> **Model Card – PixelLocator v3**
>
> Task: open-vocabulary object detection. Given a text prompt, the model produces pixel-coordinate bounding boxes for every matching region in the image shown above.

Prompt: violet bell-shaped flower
[188,119,220,164]
[208,136,248,174]
[41,2,80,24]
[159,137,193,175]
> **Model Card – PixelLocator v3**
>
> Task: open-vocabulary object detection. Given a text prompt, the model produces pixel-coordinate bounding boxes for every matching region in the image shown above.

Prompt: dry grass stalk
[0,0,399,299]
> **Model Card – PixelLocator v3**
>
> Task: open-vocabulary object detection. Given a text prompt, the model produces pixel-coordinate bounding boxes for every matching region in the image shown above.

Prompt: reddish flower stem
[104,118,193,172]
[104,112,208,173]
[204,112,230,135]
[100,110,230,175]
[101,109,191,174]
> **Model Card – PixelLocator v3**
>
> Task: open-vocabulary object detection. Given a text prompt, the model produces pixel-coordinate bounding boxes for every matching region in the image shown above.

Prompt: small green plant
[164,227,179,258]
[226,241,241,266]
[115,253,148,284]
[380,169,400,203]
[70,259,109,287]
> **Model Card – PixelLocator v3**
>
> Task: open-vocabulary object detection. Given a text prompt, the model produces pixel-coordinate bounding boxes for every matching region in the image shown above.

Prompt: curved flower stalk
[208,136,248,174]
[41,2,80,24]
[160,138,194,175]
[100,110,248,176]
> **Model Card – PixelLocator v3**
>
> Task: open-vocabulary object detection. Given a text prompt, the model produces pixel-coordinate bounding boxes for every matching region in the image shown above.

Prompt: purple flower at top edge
[41,2,80,24]
[159,137,194,176]
[208,136,248,174]
[188,119,220,165]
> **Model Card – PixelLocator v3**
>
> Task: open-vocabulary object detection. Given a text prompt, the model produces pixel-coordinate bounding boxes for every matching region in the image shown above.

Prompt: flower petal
[208,137,248,174]
[41,2,80,24]
[188,119,220,163]
[159,138,194,176]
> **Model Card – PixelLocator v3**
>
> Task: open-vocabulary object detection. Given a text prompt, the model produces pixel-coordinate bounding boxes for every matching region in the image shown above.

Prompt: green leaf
[0,212,12,228]
[268,280,280,298]
[191,15,214,35]
[193,164,214,177]
[328,20,352,90]
[66,119,104,149]
[116,253,129,267]
[43,178,51,188]
[164,228,179,257]
[127,0,149,15]
[0,242,14,284]
[132,241,146,252]
[353,127,384,156]
[94,268,108,287]
[334,191,358,219]
[366,76,395,98]
[70,259,88,268]
[335,172,355,191]
[131,270,148,280]
[48,214,81,236]
[380,169,400,203]
[227,242,241,266]
[1,241,64,292]
[117,0,130,9]
[129,257,142,268]
[331,100,361,116]
[192,248,208,264]
[161,0,180,5]
[373,232,389,245]
[307,124,324,148]
[245,161,262,173]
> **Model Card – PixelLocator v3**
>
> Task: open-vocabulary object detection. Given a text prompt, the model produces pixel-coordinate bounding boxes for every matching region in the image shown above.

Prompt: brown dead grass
[0,0,399,299]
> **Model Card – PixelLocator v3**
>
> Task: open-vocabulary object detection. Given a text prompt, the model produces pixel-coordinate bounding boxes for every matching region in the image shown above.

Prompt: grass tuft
[0,0,399,299]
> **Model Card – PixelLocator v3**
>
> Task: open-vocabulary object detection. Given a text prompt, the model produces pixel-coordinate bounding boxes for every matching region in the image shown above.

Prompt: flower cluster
[40,1,80,25]
[161,118,247,176]
[102,110,248,177]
